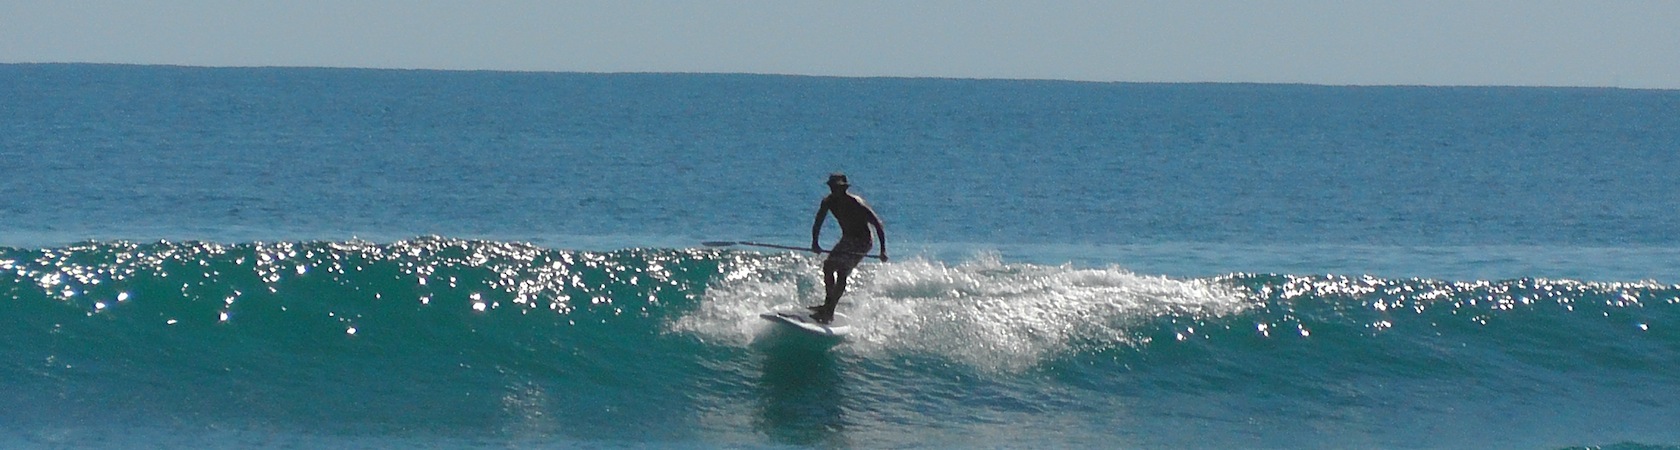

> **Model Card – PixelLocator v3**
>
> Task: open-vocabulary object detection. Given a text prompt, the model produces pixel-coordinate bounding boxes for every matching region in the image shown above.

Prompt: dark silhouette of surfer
[809,173,887,324]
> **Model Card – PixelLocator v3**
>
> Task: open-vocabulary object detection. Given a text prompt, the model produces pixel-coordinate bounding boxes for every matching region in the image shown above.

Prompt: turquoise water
[3,64,1680,448]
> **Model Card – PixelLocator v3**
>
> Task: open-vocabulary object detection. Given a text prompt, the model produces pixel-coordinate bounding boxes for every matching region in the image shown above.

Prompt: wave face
[4,238,1679,447]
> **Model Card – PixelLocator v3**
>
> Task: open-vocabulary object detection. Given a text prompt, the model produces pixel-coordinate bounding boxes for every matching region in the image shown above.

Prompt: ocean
[2,63,1678,448]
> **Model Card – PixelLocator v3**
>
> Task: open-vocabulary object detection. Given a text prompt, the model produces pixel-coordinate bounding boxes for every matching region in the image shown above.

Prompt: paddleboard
[759,309,852,337]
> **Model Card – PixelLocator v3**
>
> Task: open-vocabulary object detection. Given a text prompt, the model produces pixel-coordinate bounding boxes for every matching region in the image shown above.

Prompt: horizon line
[5,61,1674,92]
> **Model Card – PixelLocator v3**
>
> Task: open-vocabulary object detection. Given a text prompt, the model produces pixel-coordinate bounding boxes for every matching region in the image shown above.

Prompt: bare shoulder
[849,194,880,216]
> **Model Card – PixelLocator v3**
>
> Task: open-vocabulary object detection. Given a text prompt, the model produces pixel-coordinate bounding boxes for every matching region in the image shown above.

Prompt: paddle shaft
[703,241,884,260]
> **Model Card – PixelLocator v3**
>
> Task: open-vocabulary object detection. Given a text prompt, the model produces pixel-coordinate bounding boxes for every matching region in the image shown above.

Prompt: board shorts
[824,236,871,271]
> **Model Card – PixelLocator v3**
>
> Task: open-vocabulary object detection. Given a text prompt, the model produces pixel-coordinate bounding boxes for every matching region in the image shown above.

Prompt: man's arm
[868,205,887,261]
[811,198,830,252]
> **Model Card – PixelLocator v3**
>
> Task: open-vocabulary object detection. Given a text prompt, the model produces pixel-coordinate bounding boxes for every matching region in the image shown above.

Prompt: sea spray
[677,250,1253,372]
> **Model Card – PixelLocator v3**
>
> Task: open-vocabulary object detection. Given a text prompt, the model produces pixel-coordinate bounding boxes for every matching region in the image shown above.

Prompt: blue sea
[3,63,1679,449]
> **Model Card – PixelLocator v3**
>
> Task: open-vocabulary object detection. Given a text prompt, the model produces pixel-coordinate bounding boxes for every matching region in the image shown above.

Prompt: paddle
[701,241,885,260]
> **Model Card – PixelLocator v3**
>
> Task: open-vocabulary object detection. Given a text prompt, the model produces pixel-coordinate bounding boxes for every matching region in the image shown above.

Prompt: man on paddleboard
[810,173,887,324]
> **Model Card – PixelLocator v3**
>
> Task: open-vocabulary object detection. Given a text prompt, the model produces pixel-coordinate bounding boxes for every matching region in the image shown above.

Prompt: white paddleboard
[759,309,852,337]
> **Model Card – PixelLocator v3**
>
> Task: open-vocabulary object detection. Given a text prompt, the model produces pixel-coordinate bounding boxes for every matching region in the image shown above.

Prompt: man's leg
[813,265,851,323]
[811,260,836,310]
[813,241,866,323]
[829,266,852,305]
[813,262,835,304]
[812,263,836,319]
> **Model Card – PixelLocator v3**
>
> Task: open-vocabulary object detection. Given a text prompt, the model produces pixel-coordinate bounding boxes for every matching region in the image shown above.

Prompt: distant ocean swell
[3,237,1678,445]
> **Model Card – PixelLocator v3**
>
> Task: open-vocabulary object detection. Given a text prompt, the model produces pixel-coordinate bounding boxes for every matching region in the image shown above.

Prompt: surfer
[809,173,887,324]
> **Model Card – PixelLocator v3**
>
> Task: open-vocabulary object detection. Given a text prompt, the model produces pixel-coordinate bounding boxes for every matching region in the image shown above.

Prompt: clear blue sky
[3,1,1676,89]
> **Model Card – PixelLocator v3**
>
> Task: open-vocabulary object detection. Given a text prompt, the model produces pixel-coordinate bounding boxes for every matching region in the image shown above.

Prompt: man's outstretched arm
[869,210,887,261]
[811,202,830,252]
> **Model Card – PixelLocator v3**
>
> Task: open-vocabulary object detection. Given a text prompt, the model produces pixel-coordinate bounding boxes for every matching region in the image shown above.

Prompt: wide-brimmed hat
[826,173,849,187]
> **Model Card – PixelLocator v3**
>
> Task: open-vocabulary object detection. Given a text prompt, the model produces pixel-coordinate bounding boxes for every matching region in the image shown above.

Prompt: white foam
[671,251,1253,372]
